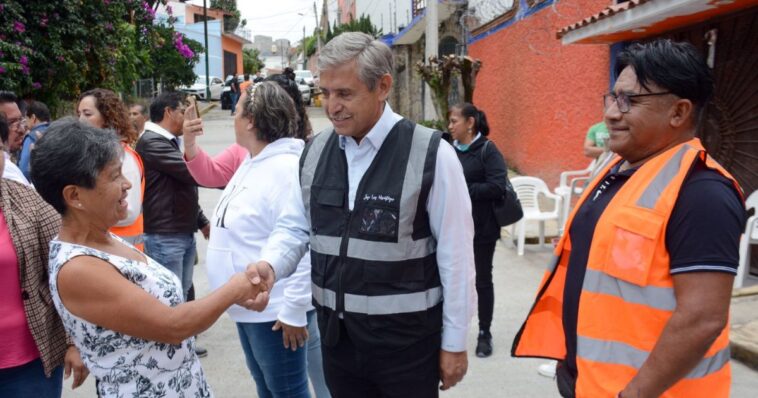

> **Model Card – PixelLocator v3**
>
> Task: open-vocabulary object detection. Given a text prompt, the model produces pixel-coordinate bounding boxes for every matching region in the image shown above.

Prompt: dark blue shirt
[562,159,745,377]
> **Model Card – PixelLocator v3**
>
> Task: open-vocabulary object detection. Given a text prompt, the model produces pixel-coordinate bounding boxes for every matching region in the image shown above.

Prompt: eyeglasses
[603,91,671,113]
[7,116,27,130]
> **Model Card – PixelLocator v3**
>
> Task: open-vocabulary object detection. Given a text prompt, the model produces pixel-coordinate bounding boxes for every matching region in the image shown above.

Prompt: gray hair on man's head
[317,32,393,90]
[242,81,297,143]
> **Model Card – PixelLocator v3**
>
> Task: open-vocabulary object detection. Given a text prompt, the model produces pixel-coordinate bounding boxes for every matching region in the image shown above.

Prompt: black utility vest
[300,119,443,353]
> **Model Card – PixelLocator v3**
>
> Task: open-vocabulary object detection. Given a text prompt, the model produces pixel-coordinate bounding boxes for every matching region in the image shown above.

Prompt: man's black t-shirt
[562,159,745,377]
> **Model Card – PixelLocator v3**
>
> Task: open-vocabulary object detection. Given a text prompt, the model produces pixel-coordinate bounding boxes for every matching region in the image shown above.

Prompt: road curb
[732,320,758,371]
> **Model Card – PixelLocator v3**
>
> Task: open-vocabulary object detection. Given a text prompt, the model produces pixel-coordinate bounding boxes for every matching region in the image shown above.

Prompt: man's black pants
[322,323,441,398]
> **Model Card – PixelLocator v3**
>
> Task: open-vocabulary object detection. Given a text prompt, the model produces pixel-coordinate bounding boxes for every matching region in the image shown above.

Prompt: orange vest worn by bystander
[110,144,145,251]
[512,138,741,397]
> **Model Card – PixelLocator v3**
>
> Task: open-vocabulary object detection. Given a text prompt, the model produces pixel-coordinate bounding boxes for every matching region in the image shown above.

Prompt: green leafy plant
[0,0,202,116]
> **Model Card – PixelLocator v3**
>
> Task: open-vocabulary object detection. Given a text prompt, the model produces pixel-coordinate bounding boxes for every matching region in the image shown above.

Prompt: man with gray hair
[246,32,476,396]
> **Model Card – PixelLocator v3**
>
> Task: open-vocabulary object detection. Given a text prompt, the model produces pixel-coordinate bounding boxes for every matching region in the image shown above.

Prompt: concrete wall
[221,35,244,76]
[178,20,224,79]
[468,0,610,187]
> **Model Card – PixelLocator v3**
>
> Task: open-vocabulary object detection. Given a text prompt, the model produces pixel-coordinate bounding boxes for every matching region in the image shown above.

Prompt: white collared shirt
[261,103,476,352]
[2,152,31,186]
[143,121,177,142]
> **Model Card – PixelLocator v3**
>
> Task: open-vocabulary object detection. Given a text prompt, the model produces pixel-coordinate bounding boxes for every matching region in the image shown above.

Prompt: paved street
[64,105,758,397]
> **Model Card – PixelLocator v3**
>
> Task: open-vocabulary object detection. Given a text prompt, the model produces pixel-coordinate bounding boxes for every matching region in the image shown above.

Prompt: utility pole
[302,25,307,69]
[313,1,321,56]
[424,0,439,119]
[203,0,210,101]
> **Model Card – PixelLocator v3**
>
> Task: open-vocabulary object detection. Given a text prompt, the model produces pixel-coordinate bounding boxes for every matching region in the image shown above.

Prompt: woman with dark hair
[182,73,313,188]
[30,118,262,397]
[77,89,145,251]
[448,102,509,358]
[204,82,312,397]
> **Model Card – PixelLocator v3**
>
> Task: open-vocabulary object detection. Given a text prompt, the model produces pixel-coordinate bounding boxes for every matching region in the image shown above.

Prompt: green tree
[325,15,382,42]
[0,0,202,115]
[210,0,246,32]
[242,48,265,74]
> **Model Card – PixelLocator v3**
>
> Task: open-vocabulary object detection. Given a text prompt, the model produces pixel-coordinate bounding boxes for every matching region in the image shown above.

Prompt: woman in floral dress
[30,118,264,397]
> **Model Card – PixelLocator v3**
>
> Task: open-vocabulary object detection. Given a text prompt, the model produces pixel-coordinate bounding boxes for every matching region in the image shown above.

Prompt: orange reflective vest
[512,138,742,397]
[110,145,145,251]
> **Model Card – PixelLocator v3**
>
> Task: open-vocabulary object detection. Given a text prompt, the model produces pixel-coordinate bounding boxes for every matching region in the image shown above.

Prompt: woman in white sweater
[205,82,312,397]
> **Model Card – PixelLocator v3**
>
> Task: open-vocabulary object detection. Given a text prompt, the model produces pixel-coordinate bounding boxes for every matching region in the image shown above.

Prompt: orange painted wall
[221,36,244,75]
[469,0,610,187]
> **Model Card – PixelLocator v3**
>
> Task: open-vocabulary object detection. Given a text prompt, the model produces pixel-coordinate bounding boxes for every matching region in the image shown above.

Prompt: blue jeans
[306,310,330,398]
[144,233,196,300]
[231,92,239,114]
[0,358,63,398]
[237,318,311,398]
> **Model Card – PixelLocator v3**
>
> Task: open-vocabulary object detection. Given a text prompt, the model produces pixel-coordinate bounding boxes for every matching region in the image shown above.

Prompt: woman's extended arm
[56,256,261,345]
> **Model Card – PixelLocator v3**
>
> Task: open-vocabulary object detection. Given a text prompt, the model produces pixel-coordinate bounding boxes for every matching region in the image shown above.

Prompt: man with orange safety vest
[513,40,746,398]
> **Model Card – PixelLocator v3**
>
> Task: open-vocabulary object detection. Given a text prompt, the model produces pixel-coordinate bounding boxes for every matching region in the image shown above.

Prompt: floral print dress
[49,236,213,398]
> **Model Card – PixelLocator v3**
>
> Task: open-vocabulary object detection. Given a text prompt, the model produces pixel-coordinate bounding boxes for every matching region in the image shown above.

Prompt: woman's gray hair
[31,117,123,214]
[242,81,297,143]
[317,32,393,90]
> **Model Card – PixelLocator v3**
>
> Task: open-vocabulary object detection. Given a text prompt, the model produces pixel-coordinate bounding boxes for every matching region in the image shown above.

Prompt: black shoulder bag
[482,140,523,227]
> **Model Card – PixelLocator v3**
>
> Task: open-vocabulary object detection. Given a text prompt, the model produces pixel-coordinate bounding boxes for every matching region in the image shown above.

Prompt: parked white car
[180,75,224,101]
[295,70,315,87]
[298,81,311,105]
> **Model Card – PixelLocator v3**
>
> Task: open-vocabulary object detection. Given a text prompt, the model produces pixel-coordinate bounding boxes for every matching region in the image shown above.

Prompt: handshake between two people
[230,261,277,311]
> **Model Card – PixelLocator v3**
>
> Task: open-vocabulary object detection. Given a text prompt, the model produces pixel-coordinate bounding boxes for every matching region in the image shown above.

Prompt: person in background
[30,119,265,397]
[0,115,88,398]
[128,103,148,137]
[183,75,329,397]
[206,81,312,397]
[448,102,508,359]
[18,100,51,181]
[230,75,241,117]
[77,89,145,251]
[183,73,312,188]
[0,91,31,185]
[583,121,609,159]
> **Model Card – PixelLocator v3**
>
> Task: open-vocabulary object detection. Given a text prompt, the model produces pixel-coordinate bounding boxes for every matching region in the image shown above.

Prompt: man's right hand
[241,261,276,311]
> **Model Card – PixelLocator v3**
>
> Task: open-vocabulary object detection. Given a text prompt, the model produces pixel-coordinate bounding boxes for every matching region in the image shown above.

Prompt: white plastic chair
[554,160,594,229]
[554,152,615,233]
[735,190,758,289]
[510,176,562,256]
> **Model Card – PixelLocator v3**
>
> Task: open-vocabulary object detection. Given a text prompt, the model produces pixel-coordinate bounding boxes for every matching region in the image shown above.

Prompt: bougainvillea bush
[0,0,202,115]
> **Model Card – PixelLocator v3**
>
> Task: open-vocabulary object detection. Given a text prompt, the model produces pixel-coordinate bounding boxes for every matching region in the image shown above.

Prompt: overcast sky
[237,0,339,44]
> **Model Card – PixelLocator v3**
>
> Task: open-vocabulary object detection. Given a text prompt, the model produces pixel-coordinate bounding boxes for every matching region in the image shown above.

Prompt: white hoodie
[205,137,312,326]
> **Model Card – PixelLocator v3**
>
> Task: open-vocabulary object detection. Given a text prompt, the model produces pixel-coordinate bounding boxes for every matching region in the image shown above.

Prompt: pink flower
[19,55,28,65]
[0,66,5,74]
[21,64,30,75]
[32,82,42,89]
[13,21,25,33]
[57,55,65,62]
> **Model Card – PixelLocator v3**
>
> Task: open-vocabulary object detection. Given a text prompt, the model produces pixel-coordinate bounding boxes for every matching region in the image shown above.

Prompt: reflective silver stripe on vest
[346,236,436,261]
[546,255,559,273]
[306,123,437,261]
[345,286,442,315]
[311,283,337,310]
[577,336,729,379]
[300,128,334,223]
[121,234,144,246]
[582,268,676,312]
[313,283,442,315]
[636,145,691,209]
[310,234,341,256]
